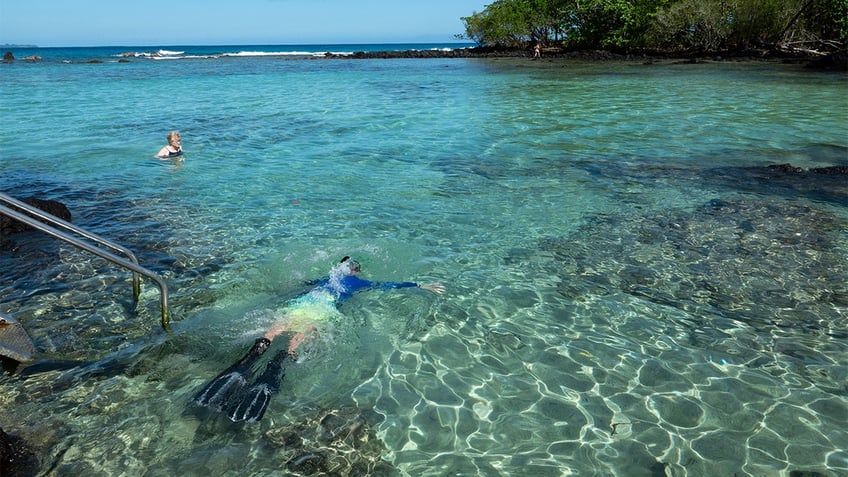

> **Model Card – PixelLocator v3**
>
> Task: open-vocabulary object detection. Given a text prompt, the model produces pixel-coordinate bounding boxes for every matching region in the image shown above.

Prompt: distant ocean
[1,43,846,476]
[2,42,477,62]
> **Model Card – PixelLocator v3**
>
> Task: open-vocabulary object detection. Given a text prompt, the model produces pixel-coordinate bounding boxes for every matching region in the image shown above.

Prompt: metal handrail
[0,202,170,330]
[0,192,141,300]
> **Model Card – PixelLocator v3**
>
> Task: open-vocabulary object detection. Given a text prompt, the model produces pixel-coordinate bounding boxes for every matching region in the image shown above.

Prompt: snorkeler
[192,256,445,422]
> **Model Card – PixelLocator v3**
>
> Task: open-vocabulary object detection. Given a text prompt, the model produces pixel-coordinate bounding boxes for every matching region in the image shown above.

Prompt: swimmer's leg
[267,326,311,355]
[226,328,311,422]
[227,349,294,422]
[192,337,271,411]
[287,330,309,355]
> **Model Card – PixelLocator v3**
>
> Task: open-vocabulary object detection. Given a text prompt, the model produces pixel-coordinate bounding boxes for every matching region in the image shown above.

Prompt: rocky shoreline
[333,46,847,70]
[4,45,844,70]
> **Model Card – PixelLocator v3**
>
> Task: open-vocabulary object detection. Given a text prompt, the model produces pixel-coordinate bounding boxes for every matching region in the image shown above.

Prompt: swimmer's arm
[373,281,445,294]
[371,281,416,290]
[154,146,171,159]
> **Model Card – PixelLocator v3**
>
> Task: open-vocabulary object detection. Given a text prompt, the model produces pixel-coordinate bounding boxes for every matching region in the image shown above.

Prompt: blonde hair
[167,131,181,142]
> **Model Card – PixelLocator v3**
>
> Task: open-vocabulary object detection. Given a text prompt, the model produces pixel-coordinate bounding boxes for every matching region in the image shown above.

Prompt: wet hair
[339,256,361,273]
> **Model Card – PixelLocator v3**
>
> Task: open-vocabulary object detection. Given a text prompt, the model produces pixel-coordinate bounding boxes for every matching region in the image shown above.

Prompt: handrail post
[0,202,170,330]
[0,192,142,302]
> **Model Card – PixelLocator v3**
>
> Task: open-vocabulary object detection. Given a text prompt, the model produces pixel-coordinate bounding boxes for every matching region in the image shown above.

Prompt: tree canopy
[461,0,847,54]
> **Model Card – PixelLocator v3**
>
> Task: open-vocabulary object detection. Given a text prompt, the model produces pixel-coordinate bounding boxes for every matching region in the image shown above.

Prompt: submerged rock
[767,163,805,173]
[543,198,848,330]
[0,427,39,477]
[768,162,848,174]
[265,406,394,476]
[811,165,848,174]
[0,197,72,236]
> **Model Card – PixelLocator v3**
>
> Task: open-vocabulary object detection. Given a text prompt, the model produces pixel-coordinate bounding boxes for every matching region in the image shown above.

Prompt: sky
[0,0,489,47]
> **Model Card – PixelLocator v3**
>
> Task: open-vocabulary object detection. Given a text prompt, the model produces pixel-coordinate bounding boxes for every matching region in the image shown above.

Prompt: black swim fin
[192,337,271,412]
[227,350,292,423]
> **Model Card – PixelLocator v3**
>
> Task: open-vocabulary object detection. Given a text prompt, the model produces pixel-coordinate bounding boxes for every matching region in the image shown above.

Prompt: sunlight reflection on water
[1,55,846,476]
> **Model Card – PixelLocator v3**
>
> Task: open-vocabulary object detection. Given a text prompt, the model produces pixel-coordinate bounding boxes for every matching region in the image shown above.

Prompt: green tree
[562,0,621,48]
[462,0,532,47]
[558,0,670,49]
[647,0,847,52]
[461,0,846,52]
[779,0,848,48]
[732,0,788,48]
[648,0,735,51]
[461,0,570,47]
[525,0,569,44]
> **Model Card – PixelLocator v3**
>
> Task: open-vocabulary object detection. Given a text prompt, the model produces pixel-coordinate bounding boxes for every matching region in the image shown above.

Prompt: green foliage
[732,0,789,47]
[462,0,571,47]
[462,0,532,47]
[649,0,847,51]
[462,0,846,52]
[800,0,848,42]
[648,0,735,51]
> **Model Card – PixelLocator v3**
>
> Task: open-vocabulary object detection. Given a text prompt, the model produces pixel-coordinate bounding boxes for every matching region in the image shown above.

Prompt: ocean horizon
[2,42,478,62]
[1,45,846,476]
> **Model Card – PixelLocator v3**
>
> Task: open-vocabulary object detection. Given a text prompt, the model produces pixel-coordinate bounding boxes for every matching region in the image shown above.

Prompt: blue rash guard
[308,275,418,303]
[279,273,418,333]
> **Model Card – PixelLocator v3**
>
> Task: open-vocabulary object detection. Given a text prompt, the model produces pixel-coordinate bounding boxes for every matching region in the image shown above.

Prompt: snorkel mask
[337,256,361,275]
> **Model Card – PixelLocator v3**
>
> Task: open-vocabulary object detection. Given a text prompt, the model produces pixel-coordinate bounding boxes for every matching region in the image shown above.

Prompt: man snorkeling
[192,256,445,422]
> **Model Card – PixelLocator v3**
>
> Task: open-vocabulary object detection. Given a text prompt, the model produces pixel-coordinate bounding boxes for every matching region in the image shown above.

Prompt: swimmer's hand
[419,283,445,294]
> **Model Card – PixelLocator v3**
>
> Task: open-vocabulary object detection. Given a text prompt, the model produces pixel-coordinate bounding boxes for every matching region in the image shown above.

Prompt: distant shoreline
[3,43,843,70]
[338,46,848,71]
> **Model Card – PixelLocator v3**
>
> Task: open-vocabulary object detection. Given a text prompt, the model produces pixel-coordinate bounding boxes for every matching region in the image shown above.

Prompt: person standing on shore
[155,131,183,158]
[534,43,542,59]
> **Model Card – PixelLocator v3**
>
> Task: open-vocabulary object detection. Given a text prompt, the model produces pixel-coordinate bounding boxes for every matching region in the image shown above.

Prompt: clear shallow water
[1,47,847,476]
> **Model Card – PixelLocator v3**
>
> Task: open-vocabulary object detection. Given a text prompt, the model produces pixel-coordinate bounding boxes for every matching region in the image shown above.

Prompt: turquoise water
[1,47,847,476]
